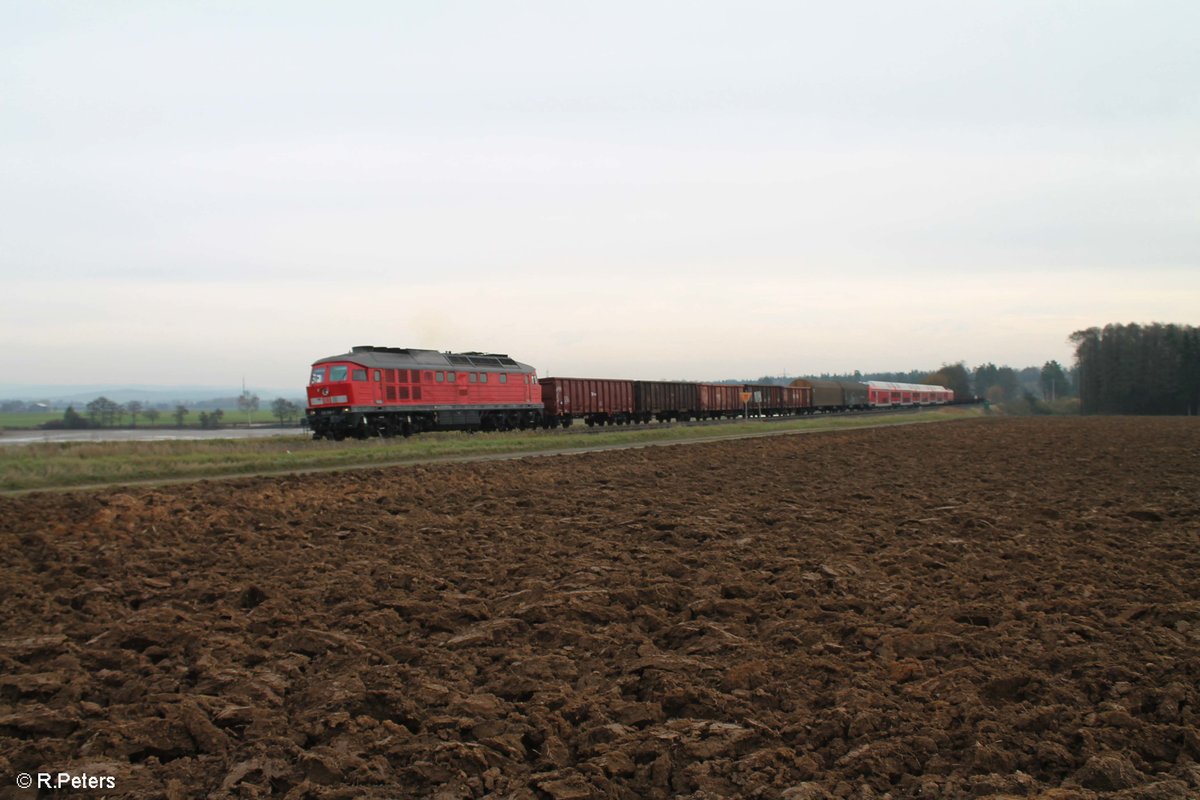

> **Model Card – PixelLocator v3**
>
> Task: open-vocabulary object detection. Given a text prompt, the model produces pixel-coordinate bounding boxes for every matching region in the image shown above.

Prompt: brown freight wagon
[742,384,813,416]
[743,384,783,416]
[839,381,869,409]
[788,379,869,411]
[783,385,813,413]
[634,381,700,422]
[697,383,744,418]
[540,377,635,427]
[790,378,845,411]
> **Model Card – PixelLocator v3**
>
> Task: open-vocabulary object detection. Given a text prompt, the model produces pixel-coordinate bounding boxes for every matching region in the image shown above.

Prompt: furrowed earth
[1,417,1198,799]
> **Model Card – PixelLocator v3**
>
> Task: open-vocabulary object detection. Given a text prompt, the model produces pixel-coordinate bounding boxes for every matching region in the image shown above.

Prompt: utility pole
[242,376,251,428]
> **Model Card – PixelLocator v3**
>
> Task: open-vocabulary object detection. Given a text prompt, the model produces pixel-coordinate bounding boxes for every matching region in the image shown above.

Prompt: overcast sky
[2,1,1197,389]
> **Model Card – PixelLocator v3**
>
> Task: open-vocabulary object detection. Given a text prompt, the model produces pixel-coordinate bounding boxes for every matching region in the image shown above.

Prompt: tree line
[44,393,304,429]
[1070,323,1200,415]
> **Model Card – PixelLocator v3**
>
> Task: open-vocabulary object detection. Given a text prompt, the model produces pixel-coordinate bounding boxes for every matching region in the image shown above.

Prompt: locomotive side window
[480,373,487,383]
[310,367,326,384]
[330,366,348,381]
[435,371,444,383]
[352,369,367,381]
[447,372,456,383]
[499,374,507,384]
[469,373,477,383]
[373,370,381,382]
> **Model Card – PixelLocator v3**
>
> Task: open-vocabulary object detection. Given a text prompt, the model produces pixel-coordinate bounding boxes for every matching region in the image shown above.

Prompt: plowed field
[2,417,1199,799]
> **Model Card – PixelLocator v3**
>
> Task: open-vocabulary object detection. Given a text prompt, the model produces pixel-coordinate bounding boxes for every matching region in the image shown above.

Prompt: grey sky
[3,1,1197,388]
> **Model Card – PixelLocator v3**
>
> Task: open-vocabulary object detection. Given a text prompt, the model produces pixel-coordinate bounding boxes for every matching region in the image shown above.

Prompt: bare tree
[271,397,300,425]
[238,392,260,427]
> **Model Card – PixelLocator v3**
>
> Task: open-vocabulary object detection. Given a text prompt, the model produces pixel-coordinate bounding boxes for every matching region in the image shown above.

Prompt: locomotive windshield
[329,366,348,381]
[310,367,325,384]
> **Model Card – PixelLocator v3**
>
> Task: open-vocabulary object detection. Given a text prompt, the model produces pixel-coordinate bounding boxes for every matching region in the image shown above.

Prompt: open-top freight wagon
[742,384,813,416]
[539,377,635,427]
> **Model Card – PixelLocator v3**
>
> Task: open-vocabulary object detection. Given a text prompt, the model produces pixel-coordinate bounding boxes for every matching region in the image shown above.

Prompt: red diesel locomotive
[307,347,542,439]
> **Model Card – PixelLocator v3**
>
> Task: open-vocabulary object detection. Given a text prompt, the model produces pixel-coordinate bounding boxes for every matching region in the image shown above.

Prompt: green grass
[0,412,61,428]
[0,408,295,429]
[0,406,983,492]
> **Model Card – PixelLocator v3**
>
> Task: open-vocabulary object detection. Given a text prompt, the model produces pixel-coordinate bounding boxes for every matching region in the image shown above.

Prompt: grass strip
[0,407,982,492]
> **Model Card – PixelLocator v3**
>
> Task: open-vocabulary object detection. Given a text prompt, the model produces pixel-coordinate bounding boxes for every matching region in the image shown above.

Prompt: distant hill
[0,385,305,408]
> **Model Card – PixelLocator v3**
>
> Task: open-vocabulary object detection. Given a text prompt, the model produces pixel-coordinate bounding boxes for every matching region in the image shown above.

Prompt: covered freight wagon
[840,381,869,409]
[788,379,868,411]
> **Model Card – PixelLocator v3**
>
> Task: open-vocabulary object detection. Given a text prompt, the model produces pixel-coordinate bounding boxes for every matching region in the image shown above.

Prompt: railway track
[531,403,939,437]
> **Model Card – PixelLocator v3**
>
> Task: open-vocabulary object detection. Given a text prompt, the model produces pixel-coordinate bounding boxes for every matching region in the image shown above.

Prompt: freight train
[305,346,954,440]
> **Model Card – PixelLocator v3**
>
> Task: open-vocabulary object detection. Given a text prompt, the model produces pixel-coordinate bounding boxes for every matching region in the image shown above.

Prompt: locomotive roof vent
[351,345,437,356]
[442,351,519,368]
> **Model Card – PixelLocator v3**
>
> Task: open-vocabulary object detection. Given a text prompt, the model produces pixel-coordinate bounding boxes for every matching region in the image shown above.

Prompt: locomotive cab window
[329,366,348,382]
[310,367,326,384]
[352,369,367,381]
